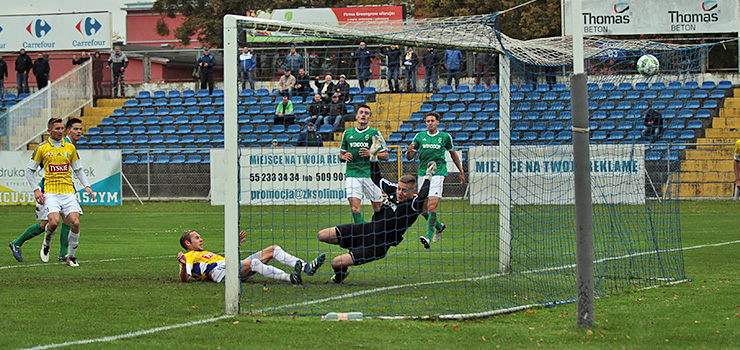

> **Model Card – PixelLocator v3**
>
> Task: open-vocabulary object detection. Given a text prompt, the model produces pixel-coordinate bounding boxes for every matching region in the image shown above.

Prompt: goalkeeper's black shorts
[335,223,390,266]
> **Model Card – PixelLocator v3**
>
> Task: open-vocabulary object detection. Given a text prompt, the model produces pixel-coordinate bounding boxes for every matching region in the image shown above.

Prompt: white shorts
[35,203,47,221]
[418,175,444,198]
[345,177,383,202]
[44,193,83,219]
[212,251,263,283]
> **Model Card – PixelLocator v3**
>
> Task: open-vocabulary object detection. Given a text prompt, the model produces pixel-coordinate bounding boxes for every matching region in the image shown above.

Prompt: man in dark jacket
[351,42,373,90]
[15,49,33,94]
[296,122,323,147]
[33,54,50,90]
[324,93,347,132]
[380,44,401,93]
[422,48,440,93]
[333,74,351,103]
[294,68,312,99]
[0,54,8,96]
[402,47,419,92]
[106,46,129,97]
[198,48,217,94]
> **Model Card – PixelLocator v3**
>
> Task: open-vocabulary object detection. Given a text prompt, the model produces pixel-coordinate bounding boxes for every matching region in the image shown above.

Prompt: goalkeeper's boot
[8,241,23,262]
[419,236,431,250]
[303,253,326,276]
[426,161,437,180]
[9,241,23,262]
[330,270,350,284]
[66,256,79,267]
[290,260,303,285]
[433,223,446,243]
[369,135,384,162]
[40,244,50,263]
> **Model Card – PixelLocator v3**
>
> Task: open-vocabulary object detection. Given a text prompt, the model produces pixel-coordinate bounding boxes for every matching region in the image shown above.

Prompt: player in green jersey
[339,103,389,223]
[9,118,83,262]
[405,112,464,249]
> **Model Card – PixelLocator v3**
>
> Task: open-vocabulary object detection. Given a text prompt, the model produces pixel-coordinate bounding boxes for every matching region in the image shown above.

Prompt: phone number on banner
[248,172,345,182]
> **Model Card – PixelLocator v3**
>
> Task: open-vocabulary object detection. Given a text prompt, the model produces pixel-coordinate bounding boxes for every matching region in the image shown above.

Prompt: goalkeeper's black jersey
[370,178,427,246]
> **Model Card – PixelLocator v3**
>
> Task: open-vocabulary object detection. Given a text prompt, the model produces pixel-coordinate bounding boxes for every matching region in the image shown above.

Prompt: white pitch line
[18,239,740,350]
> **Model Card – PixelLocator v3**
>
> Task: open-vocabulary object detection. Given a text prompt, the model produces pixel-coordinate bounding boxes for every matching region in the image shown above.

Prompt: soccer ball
[636,54,659,76]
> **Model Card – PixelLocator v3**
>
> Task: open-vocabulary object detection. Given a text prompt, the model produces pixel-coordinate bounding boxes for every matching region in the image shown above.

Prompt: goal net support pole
[498,53,512,274]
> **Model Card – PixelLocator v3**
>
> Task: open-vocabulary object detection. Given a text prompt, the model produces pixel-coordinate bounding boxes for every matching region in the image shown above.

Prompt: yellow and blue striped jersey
[734,139,740,161]
[31,139,79,194]
[181,250,225,282]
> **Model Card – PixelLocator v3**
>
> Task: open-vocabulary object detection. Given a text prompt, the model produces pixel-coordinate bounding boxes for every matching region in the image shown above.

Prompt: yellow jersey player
[25,118,93,267]
[177,230,325,284]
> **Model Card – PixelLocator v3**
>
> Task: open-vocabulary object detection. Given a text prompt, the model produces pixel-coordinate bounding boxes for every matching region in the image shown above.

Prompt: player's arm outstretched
[412,162,436,211]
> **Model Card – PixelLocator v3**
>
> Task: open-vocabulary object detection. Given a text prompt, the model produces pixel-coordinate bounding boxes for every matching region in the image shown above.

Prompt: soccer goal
[222,13,712,318]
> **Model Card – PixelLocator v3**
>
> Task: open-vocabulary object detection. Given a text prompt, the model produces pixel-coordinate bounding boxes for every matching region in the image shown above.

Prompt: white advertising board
[0,150,122,205]
[0,12,111,52]
[469,145,646,205]
[563,0,739,36]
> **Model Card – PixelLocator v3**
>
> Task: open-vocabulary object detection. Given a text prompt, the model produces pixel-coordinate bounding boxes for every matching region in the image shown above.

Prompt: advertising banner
[211,148,349,206]
[0,12,111,52]
[0,150,121,206]
[563,0,739,36]
[256,6,405,25]
[469,145,646,205]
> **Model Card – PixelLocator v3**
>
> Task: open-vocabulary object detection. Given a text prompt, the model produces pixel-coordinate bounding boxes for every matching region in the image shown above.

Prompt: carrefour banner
[0,150,121,206]
[211,148,348,206]
[469,145,645,205]
[0,12,111,52]
[563,0,738,35]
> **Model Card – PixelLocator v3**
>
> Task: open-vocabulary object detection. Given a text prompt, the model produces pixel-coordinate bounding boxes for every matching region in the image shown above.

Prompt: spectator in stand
[475,52,496,88]
[422,47,440,93]
[402,47,419,93]
[0,54,7,96]
[271,138,279,147]
[91,52,105,97]
[324,93,347,132]
[294,68,312,99]
[197,47,217,94]
[444,49,463,89]
[277,69,296,98]
[72,52,90,66]
[642,109,663,142]
[305,93,326,126]
[106,46,129,97]
[15,49,33,94]
[297,122,323,147]
[274,95,295,125]
[351,42,374,91]
[334,74,351,103]
[32,54,50,90]
[380,43,401,93]
[239,46,256,90]
[314,73,336,102]
[284,46,303,73]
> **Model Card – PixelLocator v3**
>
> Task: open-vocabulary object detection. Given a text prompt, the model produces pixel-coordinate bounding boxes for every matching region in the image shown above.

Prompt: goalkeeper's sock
[14,222,45,247]
[58,223,70,258]
[67,231,80,258]
[426,212,438,239]
[272,245,302,268]
[351,212,365,224]
[250,259,290,282]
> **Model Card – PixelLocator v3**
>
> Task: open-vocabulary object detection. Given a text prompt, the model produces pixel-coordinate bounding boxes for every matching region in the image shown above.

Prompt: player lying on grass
[317,140,435,283]
[9,118,84,263]
[178,230,326,284]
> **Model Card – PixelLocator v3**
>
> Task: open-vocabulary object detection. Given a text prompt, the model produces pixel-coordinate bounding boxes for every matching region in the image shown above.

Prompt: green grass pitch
[0,200,738,349]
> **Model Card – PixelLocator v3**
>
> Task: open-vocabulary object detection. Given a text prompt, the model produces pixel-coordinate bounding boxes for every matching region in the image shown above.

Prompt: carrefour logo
[613,2,629,13]
[75,17,102,36]
[26,19,52,38]
[701,1,718,11]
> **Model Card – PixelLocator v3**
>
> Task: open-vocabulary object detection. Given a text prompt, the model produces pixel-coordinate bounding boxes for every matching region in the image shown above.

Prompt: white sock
[272,246,303,268]
[43,227,57,248]
[68,231,79,257]
[250,259,290,282]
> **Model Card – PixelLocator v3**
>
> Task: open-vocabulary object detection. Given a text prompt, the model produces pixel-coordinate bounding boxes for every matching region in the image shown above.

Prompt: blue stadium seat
[162,125,176,134]
[470,132,486,142]
[139,99,154,108]
[474,112,490,122]
[591,91,607,100]
[86,127,101,136]
[164,135,180,144]
[542,111,557,121]
[668,120,684,130]
[487,132,500,142]
[454,132,470,142]
[519,84,534,92]
[608,131,624,141]
[123,155,138,164]
[678,130,695,140]
[251,115,267,124]
[201,106,216,115]
[271,124,286,133]
[191,125,206,134]
[521,131,537,142]
[194,89,209,98]
[476,93,492,102]
[717,81,732,89]
[645,152,661,161]
[208,125,223,134]
[634,82,648,91]
[710,90,725,99]
[444,93,460,103]
[549,83,565,92]
[617,121,633,130]
[511,92,525,101]
[626,130,642,140]
[658,90,674,100]
[685,100,701,109]
[601,121,616,130]
[387,133,403,144]
[460,93,476,103]
[666,81,682,90]
[439,85,454,94]
[516,102,532,111]
[513,121,529,131]
[592,130,607,141]
[592,111,607,120]
[660,130,678,141]
[480,122,496,132]
[398,123,414,133]
[351,95,366,104]
[185,107,200,115]
[211,134,225,144]
[599,101,616,110]
[434,104,450,113]
[191,115,205,124]
[556,131,572,141]
[132,135,149,145]
[686,120,703,129]
[455,85,470,94]
[542,92,557,101]
[146,126,162,135]
[154,98,169,108]
[548,121,564,131]
[361,87,376,95]
[463,122,479,132]
[169,107,185,116]
[703,100,718,109]
[451,103,466,113]
[419,104,434,113]
[684,81,699,90]
[539,131,555,142]
[130,126,146,135]
[183,155,201,164]
[692,90,709,99]
[205,115,220,124]
[240,89,255,97]
[650,82,665,90]
[525,92,541,101]
[114,117,130,126]
[150,135,165,144]
[167,98,183,107]
[143,116,158,126]
[471,85,486,93]
[183,97,198,107]
[531,121,546,131]
[458,112,473,121]
[254,88,269,97]
[441,112,456,122]
[446,122,463,132]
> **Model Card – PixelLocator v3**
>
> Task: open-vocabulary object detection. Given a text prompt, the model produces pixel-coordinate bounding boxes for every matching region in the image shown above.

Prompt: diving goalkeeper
[317,137,435,283]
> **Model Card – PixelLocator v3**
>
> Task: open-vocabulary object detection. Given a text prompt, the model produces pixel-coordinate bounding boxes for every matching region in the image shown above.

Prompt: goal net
[223,13,713,318]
